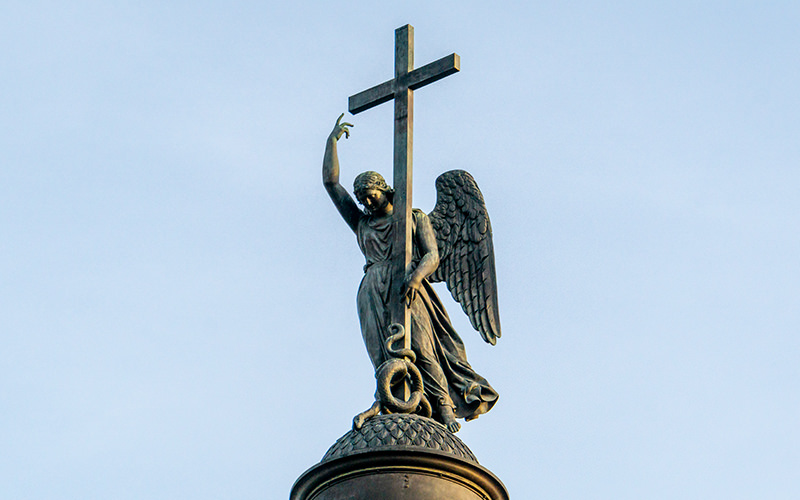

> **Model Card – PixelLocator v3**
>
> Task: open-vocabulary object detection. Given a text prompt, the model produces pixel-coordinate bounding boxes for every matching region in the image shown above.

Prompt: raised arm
[323,114,362,232]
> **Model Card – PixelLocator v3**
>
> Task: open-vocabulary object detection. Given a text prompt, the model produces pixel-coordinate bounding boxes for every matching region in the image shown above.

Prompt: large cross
[349,24,460,352]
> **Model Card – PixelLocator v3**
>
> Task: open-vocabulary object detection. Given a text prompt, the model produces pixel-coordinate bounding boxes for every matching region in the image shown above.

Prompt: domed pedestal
[291,414,508,500]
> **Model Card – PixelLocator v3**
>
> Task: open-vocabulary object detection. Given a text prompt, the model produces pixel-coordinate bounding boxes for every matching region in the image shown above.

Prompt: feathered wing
[428,170,501,345]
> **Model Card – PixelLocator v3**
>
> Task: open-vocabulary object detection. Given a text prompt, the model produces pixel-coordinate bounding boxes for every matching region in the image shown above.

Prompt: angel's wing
[428,170,501,345]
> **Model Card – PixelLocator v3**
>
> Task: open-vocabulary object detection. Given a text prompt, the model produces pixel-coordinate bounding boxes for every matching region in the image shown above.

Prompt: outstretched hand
[329,113,354,142]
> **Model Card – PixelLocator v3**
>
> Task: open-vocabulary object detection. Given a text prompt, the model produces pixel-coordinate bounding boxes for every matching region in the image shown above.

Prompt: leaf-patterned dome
[322,414,478,464]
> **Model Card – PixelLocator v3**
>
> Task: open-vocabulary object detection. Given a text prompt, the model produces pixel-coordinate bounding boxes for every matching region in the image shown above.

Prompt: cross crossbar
[348,54,460,114]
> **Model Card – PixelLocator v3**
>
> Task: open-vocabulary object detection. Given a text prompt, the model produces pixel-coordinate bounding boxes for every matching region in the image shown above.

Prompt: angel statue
[323,114,501,433]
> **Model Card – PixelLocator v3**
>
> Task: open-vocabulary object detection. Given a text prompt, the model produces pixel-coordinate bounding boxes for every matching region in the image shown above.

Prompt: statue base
[290,414,508,500]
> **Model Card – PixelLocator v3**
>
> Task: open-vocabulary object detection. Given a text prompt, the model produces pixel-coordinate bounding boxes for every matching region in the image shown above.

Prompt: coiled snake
[352,323,432,430]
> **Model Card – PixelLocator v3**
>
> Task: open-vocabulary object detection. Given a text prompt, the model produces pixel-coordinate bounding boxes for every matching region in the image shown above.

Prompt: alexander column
[291,25,508,500]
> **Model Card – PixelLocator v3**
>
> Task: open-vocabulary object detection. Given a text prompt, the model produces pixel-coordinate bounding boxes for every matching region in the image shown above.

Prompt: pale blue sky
[2,1,799,499]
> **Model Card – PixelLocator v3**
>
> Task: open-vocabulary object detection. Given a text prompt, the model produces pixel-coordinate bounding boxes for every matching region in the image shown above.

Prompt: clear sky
[2,1,798,499]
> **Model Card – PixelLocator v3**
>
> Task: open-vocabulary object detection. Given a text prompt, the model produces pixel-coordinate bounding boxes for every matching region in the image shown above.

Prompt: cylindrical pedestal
[290,414,508,500]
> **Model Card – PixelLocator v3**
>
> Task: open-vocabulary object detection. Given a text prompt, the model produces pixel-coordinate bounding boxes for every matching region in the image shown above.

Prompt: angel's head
[354,171,394,214]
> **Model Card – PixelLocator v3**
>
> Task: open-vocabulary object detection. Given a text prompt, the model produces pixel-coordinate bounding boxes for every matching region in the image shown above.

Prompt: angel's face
[358,188,389,215]
[358,188,391,215]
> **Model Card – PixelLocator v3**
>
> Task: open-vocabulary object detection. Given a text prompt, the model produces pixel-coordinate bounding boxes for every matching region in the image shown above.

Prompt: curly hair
[353,171,395,201]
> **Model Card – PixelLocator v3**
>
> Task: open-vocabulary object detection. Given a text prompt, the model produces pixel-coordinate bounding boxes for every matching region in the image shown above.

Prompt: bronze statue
[293,25,511,500]
[323,114,501,433]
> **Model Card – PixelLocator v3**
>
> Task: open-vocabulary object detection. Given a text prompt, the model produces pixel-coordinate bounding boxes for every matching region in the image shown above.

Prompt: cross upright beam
[348,24,460,350]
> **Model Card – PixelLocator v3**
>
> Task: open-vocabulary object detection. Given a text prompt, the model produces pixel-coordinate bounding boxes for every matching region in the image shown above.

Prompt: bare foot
[439,404,461,433]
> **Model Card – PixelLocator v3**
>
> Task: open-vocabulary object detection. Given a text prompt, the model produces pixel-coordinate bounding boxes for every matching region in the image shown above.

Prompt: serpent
[376,324,431,417]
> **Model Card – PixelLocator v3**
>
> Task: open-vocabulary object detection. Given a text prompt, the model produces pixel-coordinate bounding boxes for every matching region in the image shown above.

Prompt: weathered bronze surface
[322,24,502,435]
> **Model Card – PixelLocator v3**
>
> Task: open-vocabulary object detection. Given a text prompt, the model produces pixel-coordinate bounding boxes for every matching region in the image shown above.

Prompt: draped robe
[356,209,498,420]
